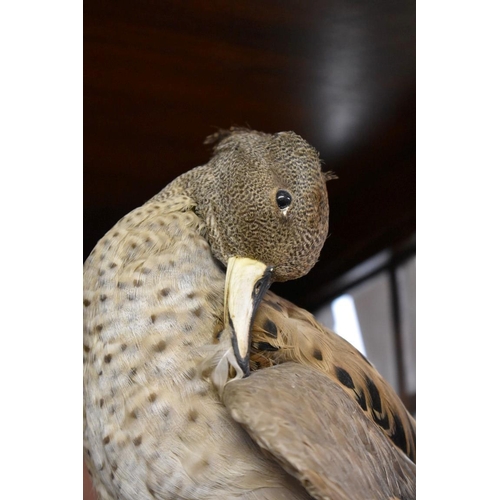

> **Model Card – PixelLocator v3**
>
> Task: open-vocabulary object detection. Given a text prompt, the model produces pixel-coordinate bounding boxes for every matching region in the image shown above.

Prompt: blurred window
[314,241,415,415]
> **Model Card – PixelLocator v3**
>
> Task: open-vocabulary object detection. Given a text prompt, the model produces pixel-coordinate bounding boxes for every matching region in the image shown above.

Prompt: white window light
[331,294,367,356]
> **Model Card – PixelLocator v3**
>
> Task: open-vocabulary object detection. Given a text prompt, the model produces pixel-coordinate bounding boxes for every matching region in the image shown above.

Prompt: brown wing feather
[224,363,416,500]
[250,291,416,463]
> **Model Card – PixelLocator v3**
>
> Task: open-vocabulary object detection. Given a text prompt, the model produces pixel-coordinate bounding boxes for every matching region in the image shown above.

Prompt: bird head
[189,128,332,378]
[199,128,330,282]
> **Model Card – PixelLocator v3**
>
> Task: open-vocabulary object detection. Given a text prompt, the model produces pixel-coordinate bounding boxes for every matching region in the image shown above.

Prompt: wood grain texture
[84,0,415,308]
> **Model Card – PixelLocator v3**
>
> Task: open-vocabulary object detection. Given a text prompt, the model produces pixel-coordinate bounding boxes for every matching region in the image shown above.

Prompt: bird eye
[276,190,292,210]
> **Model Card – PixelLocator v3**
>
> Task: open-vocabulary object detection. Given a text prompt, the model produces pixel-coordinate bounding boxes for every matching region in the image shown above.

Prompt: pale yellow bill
[224,256,273,376]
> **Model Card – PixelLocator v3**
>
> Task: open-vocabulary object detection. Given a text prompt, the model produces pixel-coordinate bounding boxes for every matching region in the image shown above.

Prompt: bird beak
[224,256,274,377]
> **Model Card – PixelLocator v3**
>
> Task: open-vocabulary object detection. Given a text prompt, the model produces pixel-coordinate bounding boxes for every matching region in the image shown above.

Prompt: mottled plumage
[84,128,415,500]
[251,293,416,463]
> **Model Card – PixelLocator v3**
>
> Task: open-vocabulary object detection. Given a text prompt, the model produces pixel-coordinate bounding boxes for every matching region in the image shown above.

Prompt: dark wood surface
[84,0,415,309]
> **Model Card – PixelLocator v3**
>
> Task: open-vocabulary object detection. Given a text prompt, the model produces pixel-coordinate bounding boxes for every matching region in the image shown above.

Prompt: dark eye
[276,190,292,210]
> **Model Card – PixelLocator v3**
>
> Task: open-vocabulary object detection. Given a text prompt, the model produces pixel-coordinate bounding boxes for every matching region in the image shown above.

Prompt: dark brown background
[84,0,415,311]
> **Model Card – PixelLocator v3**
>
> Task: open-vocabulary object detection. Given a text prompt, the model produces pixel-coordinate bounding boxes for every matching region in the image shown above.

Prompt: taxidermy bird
[83,128,416,500]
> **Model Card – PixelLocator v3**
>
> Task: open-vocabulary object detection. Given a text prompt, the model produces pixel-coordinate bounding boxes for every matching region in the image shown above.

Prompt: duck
[83,127,416,500]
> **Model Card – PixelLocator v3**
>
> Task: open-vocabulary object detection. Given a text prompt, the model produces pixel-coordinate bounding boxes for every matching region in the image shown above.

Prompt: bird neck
[150,164,227,266]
